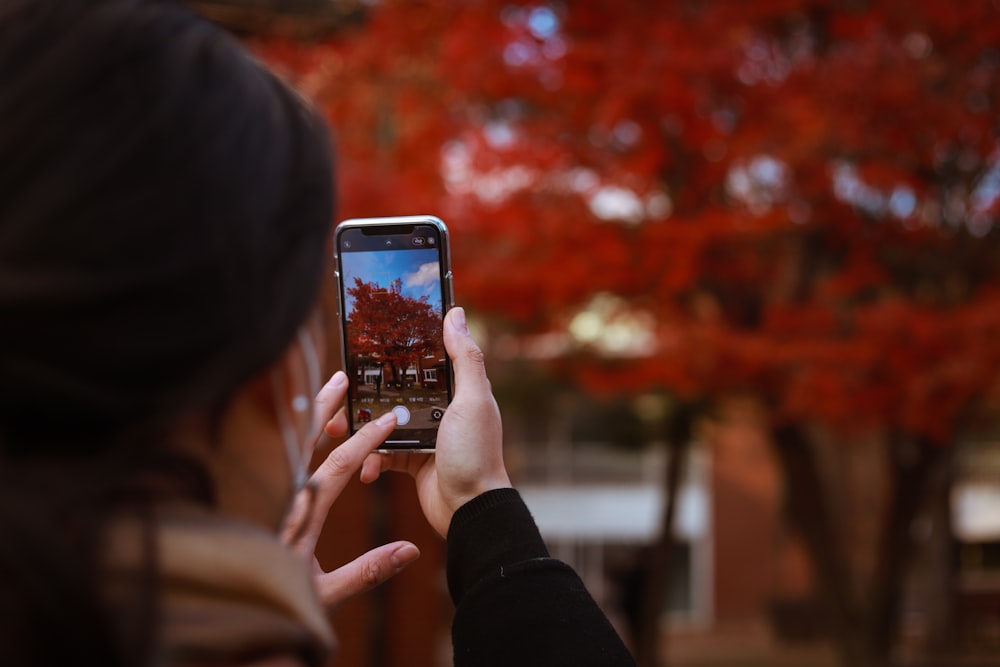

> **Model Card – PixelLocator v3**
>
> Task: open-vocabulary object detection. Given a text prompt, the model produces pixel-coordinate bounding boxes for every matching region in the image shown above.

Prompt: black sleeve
[446,488,636,667]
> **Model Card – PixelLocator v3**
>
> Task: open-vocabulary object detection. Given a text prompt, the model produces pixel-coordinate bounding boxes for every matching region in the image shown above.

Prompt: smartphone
[333,216,454,452]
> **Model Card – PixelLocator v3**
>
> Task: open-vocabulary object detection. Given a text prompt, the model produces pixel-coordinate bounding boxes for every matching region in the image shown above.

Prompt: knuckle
[360,559,383,588]
[325,446,354,477]
[464,343,486,366]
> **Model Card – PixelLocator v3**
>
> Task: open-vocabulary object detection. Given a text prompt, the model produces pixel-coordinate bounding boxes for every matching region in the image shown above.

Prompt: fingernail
[377,412,397,426]
[331,370,347,387]
[451,306,469,335]
[390,544,420,570]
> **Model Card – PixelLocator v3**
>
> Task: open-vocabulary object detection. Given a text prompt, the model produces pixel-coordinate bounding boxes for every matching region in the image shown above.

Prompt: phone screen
[335,219,452,450]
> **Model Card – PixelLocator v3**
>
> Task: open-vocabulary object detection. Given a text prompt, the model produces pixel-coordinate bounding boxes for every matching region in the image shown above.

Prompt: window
[424,369,438,382]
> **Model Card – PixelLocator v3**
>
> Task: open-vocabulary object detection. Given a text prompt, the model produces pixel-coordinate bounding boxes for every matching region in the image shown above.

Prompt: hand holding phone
[360,306,511,538]
[333,216,454,451]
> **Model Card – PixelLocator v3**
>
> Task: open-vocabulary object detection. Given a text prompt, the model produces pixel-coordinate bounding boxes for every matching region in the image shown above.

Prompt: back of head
[0,0,334,662]
[0,0,335,454]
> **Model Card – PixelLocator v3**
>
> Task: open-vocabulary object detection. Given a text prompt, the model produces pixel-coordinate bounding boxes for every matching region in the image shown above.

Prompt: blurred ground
[667,621,837,667]
[663,619,1000,667]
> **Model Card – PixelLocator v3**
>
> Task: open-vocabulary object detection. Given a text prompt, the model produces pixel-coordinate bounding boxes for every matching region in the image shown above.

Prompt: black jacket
[447,489,637,667]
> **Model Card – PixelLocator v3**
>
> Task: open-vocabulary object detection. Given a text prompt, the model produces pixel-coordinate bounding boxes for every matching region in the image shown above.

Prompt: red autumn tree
[346,277,440,389]
[252,1,1000,665]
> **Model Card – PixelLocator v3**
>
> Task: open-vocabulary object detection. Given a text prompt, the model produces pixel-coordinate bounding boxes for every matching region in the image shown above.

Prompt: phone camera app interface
[339,226,448,447]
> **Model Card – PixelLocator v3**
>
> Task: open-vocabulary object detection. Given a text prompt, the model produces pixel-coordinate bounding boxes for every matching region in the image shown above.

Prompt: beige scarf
[104,505,335,666]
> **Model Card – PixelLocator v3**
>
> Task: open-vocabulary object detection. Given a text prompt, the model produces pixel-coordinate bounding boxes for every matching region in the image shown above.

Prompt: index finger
[297,412,398,541]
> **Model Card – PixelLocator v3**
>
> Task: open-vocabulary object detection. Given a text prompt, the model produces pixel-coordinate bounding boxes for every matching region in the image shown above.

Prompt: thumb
[443,307,489,393]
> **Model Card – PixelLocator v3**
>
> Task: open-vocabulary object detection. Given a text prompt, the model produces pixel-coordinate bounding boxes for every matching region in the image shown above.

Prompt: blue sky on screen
[342,247,442,316]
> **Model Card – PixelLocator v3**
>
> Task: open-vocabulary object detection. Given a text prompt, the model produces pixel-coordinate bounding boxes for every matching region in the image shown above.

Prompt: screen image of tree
[341,247,447,432]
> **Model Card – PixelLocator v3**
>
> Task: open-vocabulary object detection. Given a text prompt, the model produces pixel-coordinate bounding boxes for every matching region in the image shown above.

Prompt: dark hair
[0,0,335,663]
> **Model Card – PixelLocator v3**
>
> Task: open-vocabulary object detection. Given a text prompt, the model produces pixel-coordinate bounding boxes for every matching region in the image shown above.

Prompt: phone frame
[333,215,454,453]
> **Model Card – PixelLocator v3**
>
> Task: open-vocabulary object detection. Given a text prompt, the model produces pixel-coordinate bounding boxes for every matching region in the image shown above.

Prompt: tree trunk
[635,404,697,667]
[772,426,948,667]
[864,434,941,666]
[924,446,957,657]
[772,425,863,666]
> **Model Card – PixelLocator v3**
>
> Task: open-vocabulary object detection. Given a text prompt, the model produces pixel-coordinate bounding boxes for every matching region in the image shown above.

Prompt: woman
[0,1,635,665]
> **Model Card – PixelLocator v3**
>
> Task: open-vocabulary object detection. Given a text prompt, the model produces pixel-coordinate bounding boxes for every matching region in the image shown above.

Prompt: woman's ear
[235,341,292,417]
[187,342,312,531]
[238,316,327,442]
